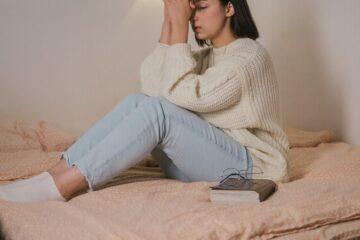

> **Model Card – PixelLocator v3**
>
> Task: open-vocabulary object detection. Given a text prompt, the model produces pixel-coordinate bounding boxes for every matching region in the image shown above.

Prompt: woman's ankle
[48,158,70,176]
[52,165,89,200]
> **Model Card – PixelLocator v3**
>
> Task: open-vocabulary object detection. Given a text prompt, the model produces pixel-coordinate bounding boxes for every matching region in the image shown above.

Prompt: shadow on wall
[268,1,345,141]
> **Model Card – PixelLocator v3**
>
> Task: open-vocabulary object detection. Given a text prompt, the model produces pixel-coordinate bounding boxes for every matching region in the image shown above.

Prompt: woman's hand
[166,0,194,26]
[164,0,195,44]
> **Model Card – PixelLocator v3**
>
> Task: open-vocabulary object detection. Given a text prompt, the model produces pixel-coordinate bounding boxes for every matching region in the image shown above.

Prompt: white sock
[0,172,66,203]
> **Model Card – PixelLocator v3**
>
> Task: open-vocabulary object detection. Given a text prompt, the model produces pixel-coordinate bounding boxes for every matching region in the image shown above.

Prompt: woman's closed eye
[196,6,207,11]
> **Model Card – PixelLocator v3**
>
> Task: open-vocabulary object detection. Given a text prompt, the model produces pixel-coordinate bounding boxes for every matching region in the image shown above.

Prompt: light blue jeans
[60,93,253,191]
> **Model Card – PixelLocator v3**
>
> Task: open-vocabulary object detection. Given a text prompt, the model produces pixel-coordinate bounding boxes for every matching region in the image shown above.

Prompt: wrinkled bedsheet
[0,118,359,240]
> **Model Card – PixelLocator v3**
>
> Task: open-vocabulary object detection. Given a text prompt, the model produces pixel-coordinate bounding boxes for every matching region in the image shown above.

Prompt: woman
[0,0,290,203]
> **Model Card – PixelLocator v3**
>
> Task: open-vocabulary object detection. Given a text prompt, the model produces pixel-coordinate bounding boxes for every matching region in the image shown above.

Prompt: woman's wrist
[159,20,172,45]
[164,18,172,25]
[170,22,189,44]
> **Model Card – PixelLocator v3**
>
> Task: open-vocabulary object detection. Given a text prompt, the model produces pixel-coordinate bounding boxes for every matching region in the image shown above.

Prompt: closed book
[209,178,277,204]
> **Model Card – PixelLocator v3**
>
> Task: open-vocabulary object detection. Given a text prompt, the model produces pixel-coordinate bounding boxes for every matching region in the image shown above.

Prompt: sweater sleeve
[139,42,170,97]
[161,43,246,113]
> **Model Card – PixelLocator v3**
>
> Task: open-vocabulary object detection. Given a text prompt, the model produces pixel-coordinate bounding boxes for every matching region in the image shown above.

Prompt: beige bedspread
[0,118,359,240]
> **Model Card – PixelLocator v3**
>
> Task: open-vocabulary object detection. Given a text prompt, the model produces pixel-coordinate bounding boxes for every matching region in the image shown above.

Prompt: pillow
[284,126,337,148]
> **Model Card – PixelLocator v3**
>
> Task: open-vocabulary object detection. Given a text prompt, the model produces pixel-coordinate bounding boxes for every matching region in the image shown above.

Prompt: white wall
[0,0,359,145]
[248,0,360,145]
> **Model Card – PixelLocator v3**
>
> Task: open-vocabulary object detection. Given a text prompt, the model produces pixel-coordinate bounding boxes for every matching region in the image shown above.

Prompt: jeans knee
[122,92,148,103]
[114,92,148,110]
[139,97,167,121]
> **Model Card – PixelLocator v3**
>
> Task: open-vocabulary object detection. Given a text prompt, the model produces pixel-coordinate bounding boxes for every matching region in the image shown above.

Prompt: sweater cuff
[163,43,195,71]
[166,43,192,59]
[157,41,170,49]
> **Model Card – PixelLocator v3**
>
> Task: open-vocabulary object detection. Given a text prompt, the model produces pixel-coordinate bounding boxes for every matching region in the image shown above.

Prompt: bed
[0,118,359,240]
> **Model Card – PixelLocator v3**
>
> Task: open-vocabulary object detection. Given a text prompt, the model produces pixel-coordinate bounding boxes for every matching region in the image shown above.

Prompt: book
[209,177,277,204]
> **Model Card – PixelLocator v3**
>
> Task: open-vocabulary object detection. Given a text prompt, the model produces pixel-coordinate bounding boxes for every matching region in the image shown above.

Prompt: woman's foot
[0,171,66,203]
[0,158,89,203]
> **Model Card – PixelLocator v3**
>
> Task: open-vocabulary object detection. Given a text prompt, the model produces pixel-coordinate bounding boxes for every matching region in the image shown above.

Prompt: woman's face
[190,0,227,41]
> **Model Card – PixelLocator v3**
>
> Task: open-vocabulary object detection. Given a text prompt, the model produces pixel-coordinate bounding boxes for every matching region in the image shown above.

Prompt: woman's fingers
[164,0,193,24]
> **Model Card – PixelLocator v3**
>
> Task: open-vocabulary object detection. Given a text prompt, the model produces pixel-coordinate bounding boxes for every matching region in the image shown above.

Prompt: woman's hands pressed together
[162,0,196,45]
[164,0,194,26]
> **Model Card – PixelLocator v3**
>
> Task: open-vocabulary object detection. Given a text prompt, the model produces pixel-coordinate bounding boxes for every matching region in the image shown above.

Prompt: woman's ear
[190,0,196,9]
[225,2,235,18]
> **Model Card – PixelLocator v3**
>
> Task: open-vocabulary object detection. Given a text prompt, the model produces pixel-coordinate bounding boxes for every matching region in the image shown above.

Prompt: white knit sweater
[139,37,290,183]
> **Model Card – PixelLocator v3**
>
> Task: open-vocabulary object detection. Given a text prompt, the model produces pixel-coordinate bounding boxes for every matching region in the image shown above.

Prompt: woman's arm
[161,44,247,113]
[141,0,196,97]
[158,1,246,112]
[139,2,172,96]
[159,0,172,45]
[159,21,171,45]
[166,0,193,44]
[139,42,168,97]
[170,22,188,45]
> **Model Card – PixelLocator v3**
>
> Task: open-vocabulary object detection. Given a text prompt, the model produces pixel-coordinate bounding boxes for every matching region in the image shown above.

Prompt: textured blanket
[0,118,359,239]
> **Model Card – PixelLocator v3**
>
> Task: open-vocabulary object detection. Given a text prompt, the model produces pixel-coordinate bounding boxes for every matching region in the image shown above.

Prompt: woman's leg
[49,93,149,180]
[1,94,253,202]
[151,146,191,182]
[149,98,254,182]
[0,93,149,202]
[54,95,253,199]
[54,93,149,173]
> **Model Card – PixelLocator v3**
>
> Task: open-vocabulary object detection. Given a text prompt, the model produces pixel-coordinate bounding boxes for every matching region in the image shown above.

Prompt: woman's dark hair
[195,0,259,47]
